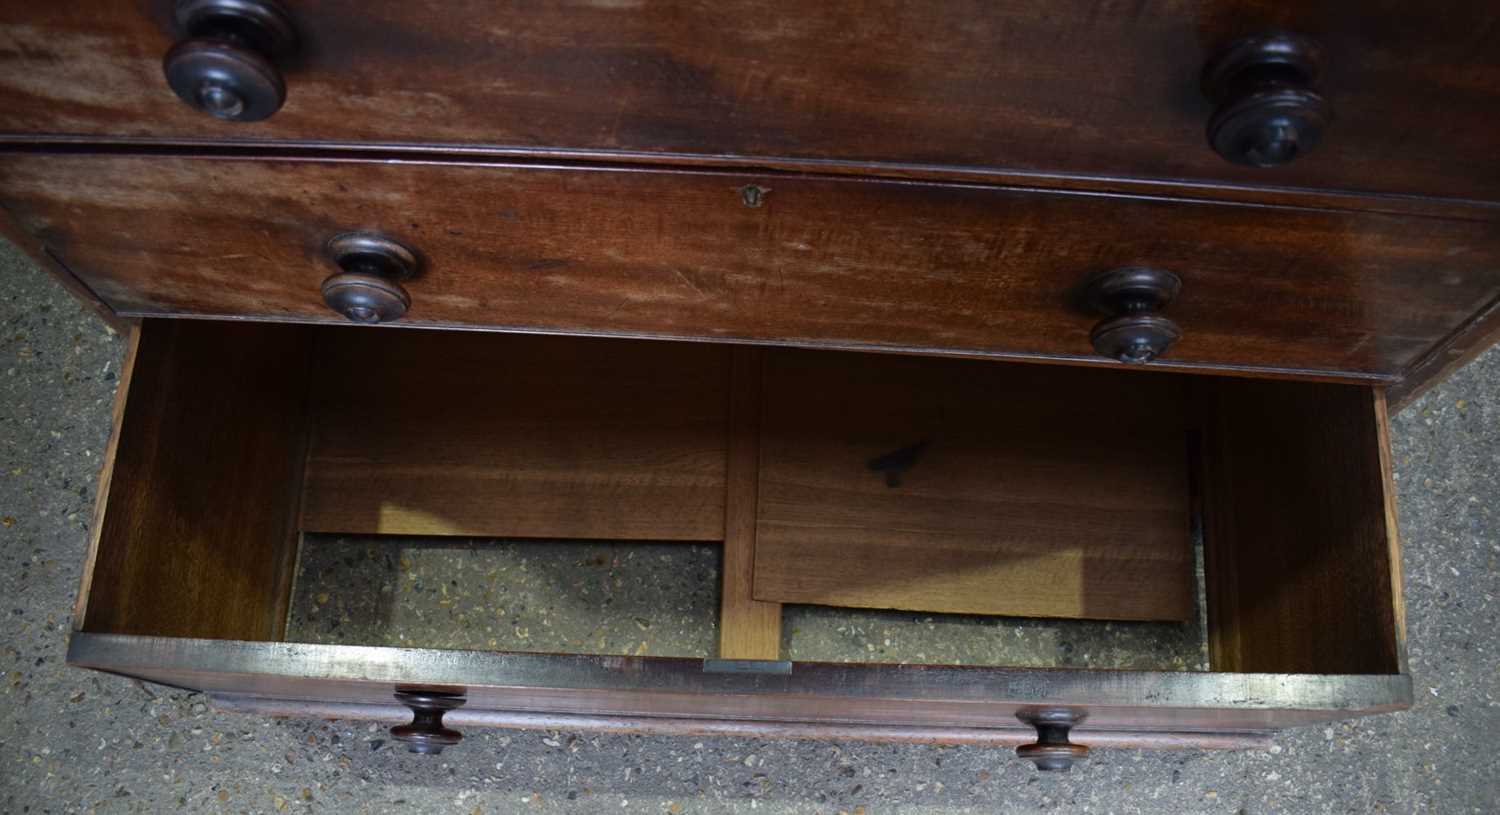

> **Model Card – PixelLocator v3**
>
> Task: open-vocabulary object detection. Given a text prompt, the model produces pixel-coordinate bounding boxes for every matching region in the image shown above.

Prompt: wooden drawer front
[7,155,1500,379]
[69,634,1412,736]
[2,3,1499,200]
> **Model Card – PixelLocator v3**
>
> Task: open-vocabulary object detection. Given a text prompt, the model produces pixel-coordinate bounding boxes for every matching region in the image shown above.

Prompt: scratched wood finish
[69,634,1412,733]
[80,319,312,641]
[301,328,729,540]
[5,156,1500,381]
[0,194,128,332]
[2,2,1500,201]
[754,351,1193,621]
[212,695,1274,751]
[1197,380,1401,674]
[1389,296,1500,411]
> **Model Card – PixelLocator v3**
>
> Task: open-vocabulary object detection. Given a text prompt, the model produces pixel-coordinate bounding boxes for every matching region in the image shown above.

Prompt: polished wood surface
[212,693,1274,751]
[69,633,1412,733]
[2,2,1500,201]
[717,348,782,660]
[5,155,1500,382]
[0,198,129,332]
[754,351,1193,621]
[1389,295,1500,410]
[301,328,729,540]
[1197,380,1401,674]
[79,320,312,640]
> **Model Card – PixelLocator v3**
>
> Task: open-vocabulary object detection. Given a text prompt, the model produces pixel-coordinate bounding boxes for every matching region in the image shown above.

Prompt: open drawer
[67,319,1411,767]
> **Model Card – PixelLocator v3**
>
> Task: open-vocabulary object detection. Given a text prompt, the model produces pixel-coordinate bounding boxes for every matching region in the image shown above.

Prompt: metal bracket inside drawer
[702,658,793,676]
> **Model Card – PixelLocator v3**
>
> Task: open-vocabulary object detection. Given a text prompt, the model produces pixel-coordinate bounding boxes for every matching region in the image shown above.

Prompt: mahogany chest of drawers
[3,0,1499,770]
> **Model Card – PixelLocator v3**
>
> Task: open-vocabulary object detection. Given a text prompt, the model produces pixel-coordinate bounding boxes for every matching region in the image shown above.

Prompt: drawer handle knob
[321,233,421,324]
[1202,32,1330,167]
[1016,708,1088,772]
[391,690,465,755]
[1082,267,1182,364]
[163,0,299,122]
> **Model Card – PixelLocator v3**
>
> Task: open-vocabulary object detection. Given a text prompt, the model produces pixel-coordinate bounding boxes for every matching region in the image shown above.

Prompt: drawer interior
[75,319,1403,678]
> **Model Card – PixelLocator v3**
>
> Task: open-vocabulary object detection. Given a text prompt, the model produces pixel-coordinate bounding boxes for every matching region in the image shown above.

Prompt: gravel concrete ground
[2,238,1497,813]
[286,533,1206,670]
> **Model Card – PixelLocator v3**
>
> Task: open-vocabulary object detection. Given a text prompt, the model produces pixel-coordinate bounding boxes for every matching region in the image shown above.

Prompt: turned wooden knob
[1081,267,1182,364]
[1016,708,1088,772]
[163,0,298,122]
[321,233,421,324]
[391,690,465,755]
[1202,32,1331,167]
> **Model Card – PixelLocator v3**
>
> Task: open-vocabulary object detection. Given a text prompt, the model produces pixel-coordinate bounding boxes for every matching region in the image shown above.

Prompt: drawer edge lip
[67,633,1414,713]
[2,135,1498,223]
[208,693,1277,750]
[111,311,1401,388]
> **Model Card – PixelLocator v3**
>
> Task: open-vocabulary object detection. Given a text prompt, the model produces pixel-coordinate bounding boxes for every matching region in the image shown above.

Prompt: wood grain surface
[1388,293,1500,410]
[80,319,312,640]
[717,348,782,659]
[69,634,1412,733]
[71,324,140,631]
[1197,379,1400,674]
[2,2,1499,201]
[754,351,1193,621]
[300,328,729,540]
[0,193,126,331]
[4,155,1500,383]
[211,693,1275,751]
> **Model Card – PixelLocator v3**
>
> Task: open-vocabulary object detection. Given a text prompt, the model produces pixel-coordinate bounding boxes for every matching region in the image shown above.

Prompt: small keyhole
[739,185,770,208]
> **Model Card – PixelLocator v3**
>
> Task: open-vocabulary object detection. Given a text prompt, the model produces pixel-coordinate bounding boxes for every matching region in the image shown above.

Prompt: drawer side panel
[1198,381,1400,674]
[81,320,313,640]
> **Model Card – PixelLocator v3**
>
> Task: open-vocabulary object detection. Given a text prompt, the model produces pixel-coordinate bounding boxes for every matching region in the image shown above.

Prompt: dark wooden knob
[321,273,410,324]
[1016,708,1088,772]
[163,0,298,122]
[391,690,465,755]
[1202,33,1330,167]
[321,233,421,324]
[1082,267,1182,364]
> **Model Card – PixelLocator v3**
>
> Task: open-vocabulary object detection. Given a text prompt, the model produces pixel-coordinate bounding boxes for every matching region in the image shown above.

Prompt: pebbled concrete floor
[2,237,1497,814]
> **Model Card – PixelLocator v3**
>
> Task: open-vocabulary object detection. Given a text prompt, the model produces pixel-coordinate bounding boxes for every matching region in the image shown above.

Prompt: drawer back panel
[300,328,731,541]
[753,350,1195,623]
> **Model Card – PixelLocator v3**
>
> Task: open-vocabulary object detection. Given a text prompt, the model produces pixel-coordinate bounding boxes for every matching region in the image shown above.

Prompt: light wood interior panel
[300,329,730,541]
[1198,379,1402,675]
[79,319,313,640]
[753,351,1195,622]
[717,348,782,659]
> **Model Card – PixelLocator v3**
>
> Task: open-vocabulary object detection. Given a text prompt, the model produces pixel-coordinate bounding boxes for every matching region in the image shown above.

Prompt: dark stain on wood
[867,439,932,488]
